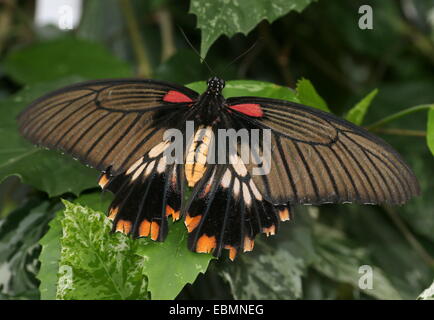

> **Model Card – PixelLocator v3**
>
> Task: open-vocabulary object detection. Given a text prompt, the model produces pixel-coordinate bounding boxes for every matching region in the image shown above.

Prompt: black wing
[224,96,420,206]
[18,78,198,242]
[18,78,198,175]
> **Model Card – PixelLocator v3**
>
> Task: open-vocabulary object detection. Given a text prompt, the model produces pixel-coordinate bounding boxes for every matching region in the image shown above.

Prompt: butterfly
[18,77,420,260]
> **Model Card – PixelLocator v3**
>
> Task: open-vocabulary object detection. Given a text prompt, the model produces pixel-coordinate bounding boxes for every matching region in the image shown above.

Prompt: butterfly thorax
[205,76,225,95]
[192,77,226,125]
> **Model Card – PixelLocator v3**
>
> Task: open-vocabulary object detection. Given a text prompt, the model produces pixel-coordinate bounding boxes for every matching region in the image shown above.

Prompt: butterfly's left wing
[184,95,420,260]
[224,96,420,206]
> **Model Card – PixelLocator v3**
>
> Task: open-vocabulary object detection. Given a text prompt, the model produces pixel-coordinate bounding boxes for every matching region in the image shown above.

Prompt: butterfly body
[18,77,420,260]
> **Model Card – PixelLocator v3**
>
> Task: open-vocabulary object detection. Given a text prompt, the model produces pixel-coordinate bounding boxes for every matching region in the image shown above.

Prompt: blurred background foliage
[0,0,434,300]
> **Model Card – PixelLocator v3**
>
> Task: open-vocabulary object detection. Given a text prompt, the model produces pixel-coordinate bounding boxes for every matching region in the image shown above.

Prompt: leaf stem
[119,0,152,78]
[383,206,434,268]
[155,7,176,62]
[393,19,434,66]
[0,0,14,55]
[366,104,434,130]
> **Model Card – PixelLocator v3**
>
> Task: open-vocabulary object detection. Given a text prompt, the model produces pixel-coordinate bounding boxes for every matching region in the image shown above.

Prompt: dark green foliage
[0,198,58,299]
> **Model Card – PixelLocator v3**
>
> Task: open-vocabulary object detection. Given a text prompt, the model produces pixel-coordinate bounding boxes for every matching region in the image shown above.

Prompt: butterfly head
[206,77,225,95]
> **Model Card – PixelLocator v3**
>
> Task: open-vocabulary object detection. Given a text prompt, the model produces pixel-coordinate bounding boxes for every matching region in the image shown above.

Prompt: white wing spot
[242,183,252,206]
[221,169,232,188]
[131,163,147,181]
[126,157,144,175]
[145,160,155,176]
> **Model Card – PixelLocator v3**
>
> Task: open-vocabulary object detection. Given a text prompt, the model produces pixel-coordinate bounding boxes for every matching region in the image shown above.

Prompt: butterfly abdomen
[185,125,214,187]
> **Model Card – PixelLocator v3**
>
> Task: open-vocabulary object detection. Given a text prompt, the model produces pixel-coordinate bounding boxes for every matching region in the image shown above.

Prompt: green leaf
[0,80,99,197]
[37,194,113,300]
[295,78,330,112]
[57,196,212,300]
[57,199,149,300]
[190,0,316,57]
[312,224,401,300]
[346,89,378,125]
[418,281,434,300]
[188,80,299,101]
[37,210,63,300]
[4,37,132,85]
[427,107,434,156]
[0,199,55,299]
[340,204,433,299]
[302,270,341,300]
[137,222,213,300]
[221,211,316,299]
[222,247,304,299]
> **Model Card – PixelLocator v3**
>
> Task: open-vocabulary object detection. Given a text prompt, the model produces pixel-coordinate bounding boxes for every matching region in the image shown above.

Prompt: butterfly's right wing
[18,78,199,241]
[18,78,198,175]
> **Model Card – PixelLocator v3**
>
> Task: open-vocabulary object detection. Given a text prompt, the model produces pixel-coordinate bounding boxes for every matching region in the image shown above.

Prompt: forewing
[18,78,198,174]
[226,97,420,205]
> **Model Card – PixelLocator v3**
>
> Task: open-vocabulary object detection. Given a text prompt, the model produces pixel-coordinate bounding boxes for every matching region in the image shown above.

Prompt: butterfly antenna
[218,40,259,76]
[178,26,215,76]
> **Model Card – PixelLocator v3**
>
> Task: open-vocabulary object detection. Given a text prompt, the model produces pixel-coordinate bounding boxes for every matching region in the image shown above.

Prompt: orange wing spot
[150,221,160,241]
[225,245,237,261]
[172,211,180,221]
[279,208,291,221]
[98,174,110,189]
[196,235,216,253]
[139,219,151,237]
[166,205,174,216]
[185,214,202,233]
[243,237,255,252]
[166,205,180,221]
[263,225,276,237]
[108,207,119,220]
[116,219,132,234]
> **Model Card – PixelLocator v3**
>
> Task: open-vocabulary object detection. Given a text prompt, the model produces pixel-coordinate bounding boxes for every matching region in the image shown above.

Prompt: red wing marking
[228,103,264,117]
[163,90,193,103]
